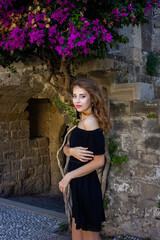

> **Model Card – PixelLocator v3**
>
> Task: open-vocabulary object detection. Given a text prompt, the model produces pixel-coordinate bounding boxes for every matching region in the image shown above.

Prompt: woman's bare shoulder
[83,116,100,131]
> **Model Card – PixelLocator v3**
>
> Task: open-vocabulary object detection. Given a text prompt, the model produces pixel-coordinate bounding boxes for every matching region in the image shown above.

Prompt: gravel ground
[0,201,70,240]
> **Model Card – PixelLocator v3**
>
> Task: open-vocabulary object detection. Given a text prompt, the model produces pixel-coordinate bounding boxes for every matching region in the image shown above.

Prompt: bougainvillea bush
[0,0,160,84]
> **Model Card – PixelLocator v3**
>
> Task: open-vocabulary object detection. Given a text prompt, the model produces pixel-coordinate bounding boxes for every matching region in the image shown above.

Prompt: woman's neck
[81,114,93,120]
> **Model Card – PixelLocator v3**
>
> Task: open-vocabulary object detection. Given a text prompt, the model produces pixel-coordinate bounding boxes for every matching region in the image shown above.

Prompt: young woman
[59,78,112,240]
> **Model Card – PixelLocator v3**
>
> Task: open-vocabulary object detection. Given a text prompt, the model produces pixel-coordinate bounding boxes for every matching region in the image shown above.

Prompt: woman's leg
[72,218,82,240]
[81,230,101,240]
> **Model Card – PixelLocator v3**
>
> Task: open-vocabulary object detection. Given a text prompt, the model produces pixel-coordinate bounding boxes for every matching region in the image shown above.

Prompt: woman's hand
[70,147,94,162]
[59,173,72,195]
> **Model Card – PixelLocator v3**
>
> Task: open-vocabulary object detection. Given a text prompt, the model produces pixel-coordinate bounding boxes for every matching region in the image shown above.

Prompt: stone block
[3,171,17,183]
[2,161,10,173]
[0,122,9,131]
[16,150,24,160]
[144,136,160,150]
[24,149,37,158]
[41,155,50,164]
[43,164,50,175]
[110,102,130,117]
[37,148,49,156]
[141,183,160,200]
[11,131,17,139]
[27,167,35,177]
[110,82,154,101]
[36,137,49,147]
[141,219,157,236]
[32,177,44,194]
[10,141,21,150]
[111,180,140,197]
[28,139,38,148]
[118,217,142,235]
[144,200,160,219]
[4,152,16,161]
[143,118,159,134]
[17,130,29,139]
[73,58,114,75]
[133,165,156,179]
[11,160,20,171]
[10,121,20,130]
[1,184,14,197]
[102,225,123,237]
[31,157,41,166]
[21,140,28,148]
[14,182,22,196]
[21,158,31,169]
[112,119,128,132]
[18,169,27,180]
[141,153,159,165]
[0,142,10,152]
[22,177,35,195]
[130,100,158,114]
[20,120,29,129]
[12,103,28,114]
[35,165,43,177]
[43,174,51,192]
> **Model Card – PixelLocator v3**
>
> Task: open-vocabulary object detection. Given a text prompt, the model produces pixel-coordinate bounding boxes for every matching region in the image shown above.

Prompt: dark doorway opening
[26,98,50,139]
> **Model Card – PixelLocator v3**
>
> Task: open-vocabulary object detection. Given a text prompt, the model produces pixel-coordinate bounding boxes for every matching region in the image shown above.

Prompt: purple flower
[38,23,46,28]
[121,13,128,17]
[58,36,64,45]
[35,13,42,22]
[48,25,57,37]
[128,4,133,11]
[51,8,69,24]
[55,45,62,54]
[29,29,45,45]
[46,0,51,4]
[92,19,100,25]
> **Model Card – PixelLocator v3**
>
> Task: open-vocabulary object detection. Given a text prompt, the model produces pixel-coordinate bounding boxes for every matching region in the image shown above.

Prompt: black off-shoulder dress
[68,126,105,232]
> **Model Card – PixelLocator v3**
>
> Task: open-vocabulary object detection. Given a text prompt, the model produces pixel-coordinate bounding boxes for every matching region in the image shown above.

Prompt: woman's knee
[72,218,82,240]
[81,230,101,240]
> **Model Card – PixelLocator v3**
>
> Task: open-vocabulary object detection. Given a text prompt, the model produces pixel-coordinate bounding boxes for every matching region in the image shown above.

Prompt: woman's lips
[76,105,82,108]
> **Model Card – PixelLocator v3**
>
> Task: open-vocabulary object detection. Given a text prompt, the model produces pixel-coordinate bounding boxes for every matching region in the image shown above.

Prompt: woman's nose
[76,97,81,102]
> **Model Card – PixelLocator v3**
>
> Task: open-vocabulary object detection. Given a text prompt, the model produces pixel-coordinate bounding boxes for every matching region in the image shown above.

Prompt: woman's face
[72,86,91,113]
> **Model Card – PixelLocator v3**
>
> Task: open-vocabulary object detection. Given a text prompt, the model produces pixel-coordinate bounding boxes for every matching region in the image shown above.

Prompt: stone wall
[0,120,50,196]
[0,58,66,196]
[103,100,160,240]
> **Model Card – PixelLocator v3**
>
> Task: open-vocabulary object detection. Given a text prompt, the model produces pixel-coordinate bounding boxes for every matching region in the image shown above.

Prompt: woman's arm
[59,154,104,194]
[63,141,71,156]
[63,141,94,161]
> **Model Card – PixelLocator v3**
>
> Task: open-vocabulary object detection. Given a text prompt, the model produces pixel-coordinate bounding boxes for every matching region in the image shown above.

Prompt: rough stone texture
[103,100,160,240]
[0,118,51,196]
[0,58,65,197]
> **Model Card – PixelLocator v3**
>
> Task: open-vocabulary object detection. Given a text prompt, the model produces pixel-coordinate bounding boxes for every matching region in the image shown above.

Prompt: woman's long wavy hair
[71,78,112,133]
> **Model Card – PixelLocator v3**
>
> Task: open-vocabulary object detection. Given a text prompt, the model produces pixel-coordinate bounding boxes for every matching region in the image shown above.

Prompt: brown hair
[71,78,112,132]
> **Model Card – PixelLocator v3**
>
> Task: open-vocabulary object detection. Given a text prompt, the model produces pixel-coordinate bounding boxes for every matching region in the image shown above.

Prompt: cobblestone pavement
[0,198,71,240]
[0,198,145,240]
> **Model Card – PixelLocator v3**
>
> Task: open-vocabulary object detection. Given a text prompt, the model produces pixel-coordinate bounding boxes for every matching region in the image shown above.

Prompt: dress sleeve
[84,129,105,155]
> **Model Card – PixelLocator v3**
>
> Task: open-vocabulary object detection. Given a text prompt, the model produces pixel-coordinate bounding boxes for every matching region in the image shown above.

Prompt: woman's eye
[81,95,86,98]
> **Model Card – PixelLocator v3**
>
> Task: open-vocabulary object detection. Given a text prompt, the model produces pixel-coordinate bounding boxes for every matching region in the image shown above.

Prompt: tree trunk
[59,56,71,90]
